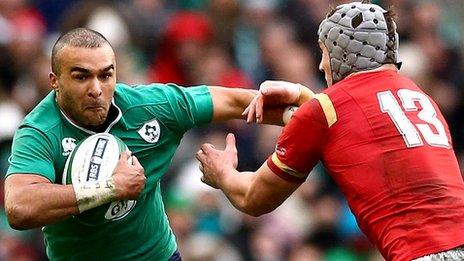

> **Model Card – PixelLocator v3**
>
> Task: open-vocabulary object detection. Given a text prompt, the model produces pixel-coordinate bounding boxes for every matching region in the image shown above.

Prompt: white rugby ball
[62,133,136,226]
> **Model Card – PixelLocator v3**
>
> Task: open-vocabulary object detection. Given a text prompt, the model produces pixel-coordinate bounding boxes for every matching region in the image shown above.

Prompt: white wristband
[73,179,117,213]
[283,106,298,125]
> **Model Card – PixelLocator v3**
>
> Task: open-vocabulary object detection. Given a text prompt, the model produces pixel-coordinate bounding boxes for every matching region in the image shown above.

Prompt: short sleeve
[162,84,214,132]
[267,99,330,183]
[7,127,56,182]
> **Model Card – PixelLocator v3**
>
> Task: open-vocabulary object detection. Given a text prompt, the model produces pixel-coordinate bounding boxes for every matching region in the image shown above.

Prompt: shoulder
[13,126,52,147]
[294,94,336,129]
[114,82,210,108]
[113,83,168,110]
[115,82,209,99]
[21,91,61,134]
[312,93,337,128]
[11,125,56,163]
[113,83,212,130]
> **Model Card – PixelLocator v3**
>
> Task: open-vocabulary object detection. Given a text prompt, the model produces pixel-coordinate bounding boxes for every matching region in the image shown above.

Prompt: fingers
[255,93,264,123]
[200,143,216,153]
[196,148,205,162]
[259,80,301,104]
[225,133,237,153]
[242,106,249,116]
[195,153,209,186]
[198,135,235,154]
[131,155,141,167]
[245,94,264,124]
[119,150,132,162]
[242,102,251,116]
[246,97,257,123]
[200,175,218,189]
[195,149,202,159]
[259,80,275,95]
[260,80,284,96]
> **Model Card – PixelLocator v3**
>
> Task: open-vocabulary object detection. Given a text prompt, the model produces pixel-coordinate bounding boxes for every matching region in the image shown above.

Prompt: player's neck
[346,64,398,79]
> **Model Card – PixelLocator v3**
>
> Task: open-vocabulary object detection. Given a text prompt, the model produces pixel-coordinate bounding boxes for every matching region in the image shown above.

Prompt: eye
[100,73,112,80]
[74,75,87,81]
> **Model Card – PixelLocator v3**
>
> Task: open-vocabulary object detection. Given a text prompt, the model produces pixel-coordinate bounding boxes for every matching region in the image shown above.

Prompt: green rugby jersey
[7,83,213,260]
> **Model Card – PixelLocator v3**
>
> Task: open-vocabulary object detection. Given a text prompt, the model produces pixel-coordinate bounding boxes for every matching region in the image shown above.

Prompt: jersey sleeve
[162,84,214,132]
[267,97,331,183]
[7,127,56,182]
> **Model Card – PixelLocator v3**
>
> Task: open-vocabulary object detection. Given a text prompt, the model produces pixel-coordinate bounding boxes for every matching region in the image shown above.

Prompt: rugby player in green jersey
[3,28,311,260]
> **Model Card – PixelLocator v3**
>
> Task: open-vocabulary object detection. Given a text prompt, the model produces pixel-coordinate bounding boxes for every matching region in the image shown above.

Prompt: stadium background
[0,0,463,260]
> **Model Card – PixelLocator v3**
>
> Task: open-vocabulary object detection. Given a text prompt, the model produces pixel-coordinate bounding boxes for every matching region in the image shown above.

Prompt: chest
[54,117,180,183]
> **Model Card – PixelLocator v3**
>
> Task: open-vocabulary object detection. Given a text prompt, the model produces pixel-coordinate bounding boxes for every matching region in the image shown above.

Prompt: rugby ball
[62,133,136,226]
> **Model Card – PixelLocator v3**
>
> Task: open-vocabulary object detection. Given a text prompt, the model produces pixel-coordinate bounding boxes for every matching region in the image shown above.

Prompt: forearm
[6,182,78,230]
[218,165,290,216]
[210,86,257,122]
[209,87,288,126]
[218,169,259,215]
[198,135,301,216]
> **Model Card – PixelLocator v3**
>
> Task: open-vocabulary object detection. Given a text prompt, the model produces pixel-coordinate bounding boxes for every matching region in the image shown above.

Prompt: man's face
[318,40,333,87]
[50,44,116,129]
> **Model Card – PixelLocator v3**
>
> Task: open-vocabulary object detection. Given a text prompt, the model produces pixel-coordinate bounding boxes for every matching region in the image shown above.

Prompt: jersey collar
[345,65,398,79]
[58,98,122,135]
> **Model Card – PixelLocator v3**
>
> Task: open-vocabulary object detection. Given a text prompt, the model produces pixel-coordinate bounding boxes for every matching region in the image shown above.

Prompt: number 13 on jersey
[377,89,450,148]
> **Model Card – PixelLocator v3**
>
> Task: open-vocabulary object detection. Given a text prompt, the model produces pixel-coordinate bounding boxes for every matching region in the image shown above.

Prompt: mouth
[85,104,105,111]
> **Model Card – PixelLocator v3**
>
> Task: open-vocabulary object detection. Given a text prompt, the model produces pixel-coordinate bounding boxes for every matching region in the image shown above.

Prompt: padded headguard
[318,1,400,83]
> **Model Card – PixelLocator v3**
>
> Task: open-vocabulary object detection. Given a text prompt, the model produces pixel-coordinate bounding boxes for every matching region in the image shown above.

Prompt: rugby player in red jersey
[196,1,464,260]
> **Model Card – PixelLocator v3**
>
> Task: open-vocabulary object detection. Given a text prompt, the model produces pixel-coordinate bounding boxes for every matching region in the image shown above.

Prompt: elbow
[5,203,36,230]
[240,201,275,217]
[238,190,279,217]
[244,209,269,217]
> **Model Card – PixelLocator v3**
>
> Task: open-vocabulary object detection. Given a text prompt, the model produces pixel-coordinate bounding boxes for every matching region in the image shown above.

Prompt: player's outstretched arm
[196,133,301,216]
[4,151,145,230]
[208,86,258,122]
[208,85,307,126]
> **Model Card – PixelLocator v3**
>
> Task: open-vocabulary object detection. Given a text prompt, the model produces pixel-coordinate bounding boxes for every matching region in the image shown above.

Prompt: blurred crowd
[0,0,463,260]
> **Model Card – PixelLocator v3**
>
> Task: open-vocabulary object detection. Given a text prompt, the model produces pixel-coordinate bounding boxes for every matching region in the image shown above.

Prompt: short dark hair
[51,28,111,75]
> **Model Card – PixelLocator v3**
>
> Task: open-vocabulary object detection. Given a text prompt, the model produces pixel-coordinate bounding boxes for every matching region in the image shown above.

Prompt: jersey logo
[62,137,77,156]
[275,145,286,156]
[137,119,161,143]
[104,200,137,221]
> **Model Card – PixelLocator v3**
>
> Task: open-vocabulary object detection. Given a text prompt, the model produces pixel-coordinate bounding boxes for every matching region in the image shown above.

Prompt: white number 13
[377,89,449,148]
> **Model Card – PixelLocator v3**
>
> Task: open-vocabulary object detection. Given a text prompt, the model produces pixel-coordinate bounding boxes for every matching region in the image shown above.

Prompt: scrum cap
[318,1,400,83]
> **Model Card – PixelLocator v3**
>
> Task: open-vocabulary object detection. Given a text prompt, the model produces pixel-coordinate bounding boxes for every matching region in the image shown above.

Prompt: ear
[49,72,59,92]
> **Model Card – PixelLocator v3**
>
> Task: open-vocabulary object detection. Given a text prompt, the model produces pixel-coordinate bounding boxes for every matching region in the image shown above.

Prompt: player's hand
[196,133,238,189]
[243,81,314,123]
[112,151,146,200]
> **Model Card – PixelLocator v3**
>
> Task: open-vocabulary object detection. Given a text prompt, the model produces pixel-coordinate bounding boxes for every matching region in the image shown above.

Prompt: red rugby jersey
[267,70,464,260]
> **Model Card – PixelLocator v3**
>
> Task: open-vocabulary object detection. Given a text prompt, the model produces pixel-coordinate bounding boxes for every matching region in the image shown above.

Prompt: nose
[88,78,103,98]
